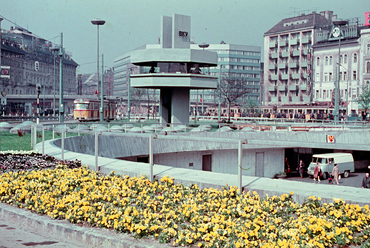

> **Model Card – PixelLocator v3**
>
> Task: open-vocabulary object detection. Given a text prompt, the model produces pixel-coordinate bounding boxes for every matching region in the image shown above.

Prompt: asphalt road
[0,217,84,248]
[283,169,369,188]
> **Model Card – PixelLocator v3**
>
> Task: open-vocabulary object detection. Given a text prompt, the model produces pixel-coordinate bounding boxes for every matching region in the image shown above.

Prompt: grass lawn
[0,131,79,151]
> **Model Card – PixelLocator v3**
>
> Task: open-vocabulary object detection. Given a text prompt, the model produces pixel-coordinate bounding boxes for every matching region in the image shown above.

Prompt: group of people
[313,162,340,184]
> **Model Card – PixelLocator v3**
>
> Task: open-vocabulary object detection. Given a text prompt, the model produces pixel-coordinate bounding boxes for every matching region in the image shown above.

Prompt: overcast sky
[1,0,369,74]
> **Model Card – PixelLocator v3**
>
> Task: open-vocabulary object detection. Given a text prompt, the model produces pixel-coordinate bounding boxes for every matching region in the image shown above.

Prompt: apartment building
[0,26,78,96]
[263,11,334,108]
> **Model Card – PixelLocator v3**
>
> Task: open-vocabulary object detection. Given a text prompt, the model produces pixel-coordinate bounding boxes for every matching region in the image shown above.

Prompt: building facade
[263,11,334,110]
[114,43,261,117]
[264,10,370,117]
[190,43,261,109]
[0,26,78,114]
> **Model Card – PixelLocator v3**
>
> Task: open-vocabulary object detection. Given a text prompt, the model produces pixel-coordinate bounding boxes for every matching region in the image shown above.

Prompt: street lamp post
[127,68,132,122]
[36,84,41,125]
[50,47,59,118]
[337,64,350,118]
[91,18,105,122]
[333,20,348,123]
[59,33,64,123]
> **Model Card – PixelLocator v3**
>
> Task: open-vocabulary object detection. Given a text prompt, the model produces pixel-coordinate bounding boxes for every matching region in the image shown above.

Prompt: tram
[73,98,116,121]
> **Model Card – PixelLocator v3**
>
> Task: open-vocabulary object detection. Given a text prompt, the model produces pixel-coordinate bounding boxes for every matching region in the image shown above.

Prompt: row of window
[314,88,359,100]
[213,50,260,56]
[316,53,357,66]
[316,70,358,82]
[218,65,260,71]
[218,57,260,63]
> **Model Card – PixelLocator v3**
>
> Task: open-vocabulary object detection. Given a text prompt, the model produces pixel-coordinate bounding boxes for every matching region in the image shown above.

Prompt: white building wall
[153,148,284,178]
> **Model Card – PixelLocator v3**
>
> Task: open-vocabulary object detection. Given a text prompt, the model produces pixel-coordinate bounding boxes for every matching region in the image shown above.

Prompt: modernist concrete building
[123,14,218,124]
[190,43,261,110]
[263,11,334,109]
[114,43,261,117]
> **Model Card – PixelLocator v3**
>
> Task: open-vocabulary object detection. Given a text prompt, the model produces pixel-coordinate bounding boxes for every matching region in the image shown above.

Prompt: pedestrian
[328,172,333,184]
[298,159,305,178]
[313,162,322,182]
[362,173,370,188]
[285,158,290,174]
[332,163,340,185]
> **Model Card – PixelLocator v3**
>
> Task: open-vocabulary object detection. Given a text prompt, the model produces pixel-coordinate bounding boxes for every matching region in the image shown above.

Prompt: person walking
[332,163,340,185]
[313,162,322,182]
[362,173,370,188]
[298,159,305,179]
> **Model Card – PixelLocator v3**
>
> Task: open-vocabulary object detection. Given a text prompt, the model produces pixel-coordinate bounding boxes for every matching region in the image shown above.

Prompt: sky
[1,0,369,75]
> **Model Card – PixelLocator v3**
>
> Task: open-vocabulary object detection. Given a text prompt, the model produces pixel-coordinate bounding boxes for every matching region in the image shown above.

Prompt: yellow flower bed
[1,165,370,247]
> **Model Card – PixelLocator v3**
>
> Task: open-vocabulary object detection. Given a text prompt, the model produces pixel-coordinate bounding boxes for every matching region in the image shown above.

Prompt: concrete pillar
[171,88,189,124]
[160,88,190,125]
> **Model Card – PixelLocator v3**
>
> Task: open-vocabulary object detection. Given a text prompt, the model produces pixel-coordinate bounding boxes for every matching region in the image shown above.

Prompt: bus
[73,98,116,121]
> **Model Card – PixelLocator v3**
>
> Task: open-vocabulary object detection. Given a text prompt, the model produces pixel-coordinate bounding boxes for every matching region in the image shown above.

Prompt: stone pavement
[0,139,368,247]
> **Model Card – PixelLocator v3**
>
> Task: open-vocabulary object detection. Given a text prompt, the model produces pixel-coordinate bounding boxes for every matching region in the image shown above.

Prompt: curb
[0,203,170,248]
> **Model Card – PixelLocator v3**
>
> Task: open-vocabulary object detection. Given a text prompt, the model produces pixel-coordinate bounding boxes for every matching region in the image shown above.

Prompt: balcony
[291,96,300,102]
[301,73,308,79]
[301,61,308,67]
[268,85,276,91]
[269,41,277,48]
[288,84,297,91]
[278,85,287,91]
[280,51,290,58]
[269,74,278,81]
[291,73,300,80]
[280,74,289,80]
[280,96,289,102]
[302,95,310,102]
[130,73,217,89]
[299,84,307,91]
[270,96,279,102]
[279,40,288,47]
[301,37,311,44]
[290,38,299,46]
[268,63,276,70]
[278,62,287,69]
[301,49,309,56]
[269,52,278,59]
[289,62,298,68]
[291,50,300,57]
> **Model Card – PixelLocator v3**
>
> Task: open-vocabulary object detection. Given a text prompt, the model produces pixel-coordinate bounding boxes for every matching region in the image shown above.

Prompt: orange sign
[326,135,335,143]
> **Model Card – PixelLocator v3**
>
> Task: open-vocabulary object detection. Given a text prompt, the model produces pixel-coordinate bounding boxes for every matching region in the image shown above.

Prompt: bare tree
[131,88,147,114]
[216,76,252,122]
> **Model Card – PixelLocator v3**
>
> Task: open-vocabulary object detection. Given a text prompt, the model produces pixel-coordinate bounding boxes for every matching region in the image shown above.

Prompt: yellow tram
[73,98,116,121]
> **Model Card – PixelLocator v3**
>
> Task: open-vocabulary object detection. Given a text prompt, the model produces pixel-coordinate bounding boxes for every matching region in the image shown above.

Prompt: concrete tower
[130,14,218,125]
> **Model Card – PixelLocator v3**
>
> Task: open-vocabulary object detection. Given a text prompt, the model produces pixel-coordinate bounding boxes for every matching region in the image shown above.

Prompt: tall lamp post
[59,33,64,123]
[50,47,59,118]
[91,18,105,122]
[333,19,348,123]
[127,68,133,121]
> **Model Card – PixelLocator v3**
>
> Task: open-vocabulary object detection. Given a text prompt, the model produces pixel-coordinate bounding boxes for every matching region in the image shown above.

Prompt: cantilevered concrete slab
[130,14,218,125]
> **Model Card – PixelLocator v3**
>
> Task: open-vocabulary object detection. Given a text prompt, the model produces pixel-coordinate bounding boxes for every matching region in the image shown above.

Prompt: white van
[307,153,354,179]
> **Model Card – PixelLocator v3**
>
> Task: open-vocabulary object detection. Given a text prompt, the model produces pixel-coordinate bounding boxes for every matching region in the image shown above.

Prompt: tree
[216,76,252,123]
[356,85,370,119]
[131,88,147,115]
